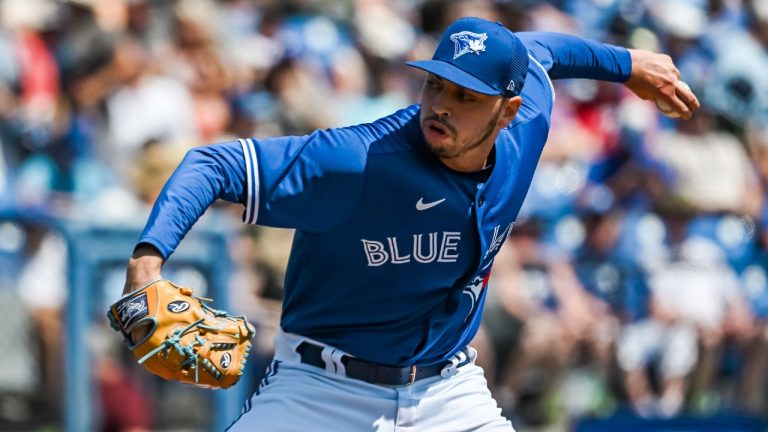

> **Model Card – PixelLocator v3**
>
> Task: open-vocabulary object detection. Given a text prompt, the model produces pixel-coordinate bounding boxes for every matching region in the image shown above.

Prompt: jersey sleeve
[139,131,369,258]
[517,32,632,82]
[137,142,248,259]
[244,127,368,229]
[248,106,418,229]
[135,113,409,259]
[514,31,632,125]
[515,48,557,124]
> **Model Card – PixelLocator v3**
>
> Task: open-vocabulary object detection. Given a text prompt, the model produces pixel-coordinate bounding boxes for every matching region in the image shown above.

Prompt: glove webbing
[138,317,209,383]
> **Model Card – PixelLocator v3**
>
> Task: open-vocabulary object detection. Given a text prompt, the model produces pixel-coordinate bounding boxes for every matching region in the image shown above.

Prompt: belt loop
[440,348,466,379]
[466,346,477,363]
[331,349,346,376]
[456,349,468,365]
[320,346,336,373]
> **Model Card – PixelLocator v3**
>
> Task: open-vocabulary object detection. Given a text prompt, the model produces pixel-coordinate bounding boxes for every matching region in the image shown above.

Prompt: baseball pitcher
[111,17,698,431]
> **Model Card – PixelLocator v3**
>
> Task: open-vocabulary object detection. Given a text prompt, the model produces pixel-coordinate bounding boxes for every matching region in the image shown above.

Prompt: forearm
[135,142,247,263]
[518,31,632,82]
[519,31,699,119]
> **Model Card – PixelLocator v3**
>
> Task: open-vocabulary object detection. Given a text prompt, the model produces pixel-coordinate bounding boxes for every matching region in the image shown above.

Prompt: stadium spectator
[617,236,753,417]
[1,0,768,429]
[573,201,650,368]
[737,226,768,412]
[484,218,595,425]
[650,107,762,216]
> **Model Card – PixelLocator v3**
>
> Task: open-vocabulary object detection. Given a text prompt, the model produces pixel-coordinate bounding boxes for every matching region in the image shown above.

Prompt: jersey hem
[135,237,173,261]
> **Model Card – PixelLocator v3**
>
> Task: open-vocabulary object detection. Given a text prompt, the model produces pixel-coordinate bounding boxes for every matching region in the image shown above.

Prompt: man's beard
[423,107,503,160]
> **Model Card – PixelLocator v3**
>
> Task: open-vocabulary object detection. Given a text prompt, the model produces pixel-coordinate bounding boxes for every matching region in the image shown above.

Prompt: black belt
[296,342,471,386]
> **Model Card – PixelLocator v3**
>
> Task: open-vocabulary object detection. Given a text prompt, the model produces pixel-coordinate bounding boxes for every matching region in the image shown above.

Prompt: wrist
[124,244,164,294]
[626,48,644,81]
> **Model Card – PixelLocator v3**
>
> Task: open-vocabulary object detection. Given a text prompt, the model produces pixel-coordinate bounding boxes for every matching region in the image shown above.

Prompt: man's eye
[427,79,441,89]
[459,93,475,102]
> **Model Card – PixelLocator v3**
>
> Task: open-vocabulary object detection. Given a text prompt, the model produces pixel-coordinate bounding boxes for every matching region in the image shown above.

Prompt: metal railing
[0,210,253,431]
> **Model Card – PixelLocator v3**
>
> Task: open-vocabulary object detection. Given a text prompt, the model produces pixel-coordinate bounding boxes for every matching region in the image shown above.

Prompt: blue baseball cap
[407,17,529,98]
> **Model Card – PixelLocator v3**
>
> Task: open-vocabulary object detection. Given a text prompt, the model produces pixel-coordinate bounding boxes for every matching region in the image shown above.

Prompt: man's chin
[424,140,459,159]
[423,133,458,156]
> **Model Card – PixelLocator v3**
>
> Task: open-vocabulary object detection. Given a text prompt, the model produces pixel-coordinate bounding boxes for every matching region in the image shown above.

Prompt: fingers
[669,95,692,120]
[675,79,700,113]
[626,49,702,120]
[657,80,700,120]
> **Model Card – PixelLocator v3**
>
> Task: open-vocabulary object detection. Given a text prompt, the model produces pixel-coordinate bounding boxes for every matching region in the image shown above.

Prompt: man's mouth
[425,119,450,139]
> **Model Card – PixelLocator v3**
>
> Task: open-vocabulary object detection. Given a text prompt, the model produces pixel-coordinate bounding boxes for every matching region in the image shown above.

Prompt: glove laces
[137,318,208,383]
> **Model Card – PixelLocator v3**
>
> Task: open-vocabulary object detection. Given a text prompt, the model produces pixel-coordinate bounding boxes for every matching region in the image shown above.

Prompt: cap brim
[406,60,500,95]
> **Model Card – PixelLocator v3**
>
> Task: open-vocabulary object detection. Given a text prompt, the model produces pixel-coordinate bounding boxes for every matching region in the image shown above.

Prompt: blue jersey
[137,32,631,366]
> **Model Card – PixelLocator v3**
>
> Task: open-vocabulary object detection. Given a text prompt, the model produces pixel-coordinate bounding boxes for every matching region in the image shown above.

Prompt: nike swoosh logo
[416,197,446,211]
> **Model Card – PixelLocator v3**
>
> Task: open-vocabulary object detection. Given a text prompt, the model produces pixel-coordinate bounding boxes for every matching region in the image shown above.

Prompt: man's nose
[430,92,451,118]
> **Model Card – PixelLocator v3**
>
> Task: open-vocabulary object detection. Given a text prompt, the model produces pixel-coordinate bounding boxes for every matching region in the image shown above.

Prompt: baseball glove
[107,280,255,389]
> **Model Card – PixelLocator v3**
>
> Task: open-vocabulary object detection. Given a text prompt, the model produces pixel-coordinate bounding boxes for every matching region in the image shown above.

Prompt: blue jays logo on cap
[450,31,488,59]
[406,17,529,98]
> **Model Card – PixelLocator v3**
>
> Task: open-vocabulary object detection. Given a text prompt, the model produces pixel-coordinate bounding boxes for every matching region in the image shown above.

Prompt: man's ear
[499,96,523,128]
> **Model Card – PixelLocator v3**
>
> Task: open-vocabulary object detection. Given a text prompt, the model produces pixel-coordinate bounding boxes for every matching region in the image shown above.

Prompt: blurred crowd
[0,0,767,430]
